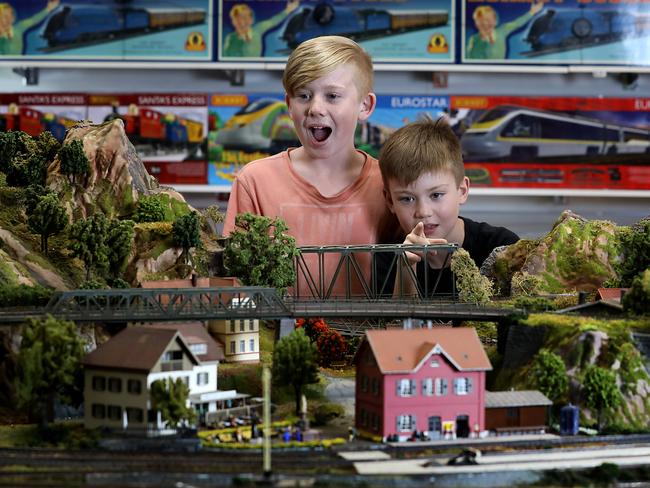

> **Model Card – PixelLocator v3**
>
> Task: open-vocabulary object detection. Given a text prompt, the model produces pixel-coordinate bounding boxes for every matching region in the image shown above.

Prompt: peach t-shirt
[223,149,389,297]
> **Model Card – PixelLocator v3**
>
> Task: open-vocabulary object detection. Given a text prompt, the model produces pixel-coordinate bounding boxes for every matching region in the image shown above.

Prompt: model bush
[316,328,348,367]
[58,139,90,185]
[105,219,135,279]
[510,271,545,297]
[582,365,622,429]
[68,213,109,281]
[272,328,319,415]
[27,193,68,255]
[224,212,298,293]
[295,318,329,343]
[0,284,53,307]
[15,316,84,425]
[172,211,201,265]
[529,349,568,403]
[622,268,650,316]
[201,204,224,232]
[613,222,650,287]
[133,195,166,223]
[0,131,55,188]
[312,402,345,426]
[150,377,196,428]
[450,248,493,303]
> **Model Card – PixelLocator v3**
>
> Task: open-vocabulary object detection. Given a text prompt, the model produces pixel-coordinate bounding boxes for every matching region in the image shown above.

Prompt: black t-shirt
[375,216,519,297]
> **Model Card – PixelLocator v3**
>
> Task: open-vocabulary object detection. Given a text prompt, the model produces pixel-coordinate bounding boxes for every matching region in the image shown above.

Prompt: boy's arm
[222,178,260,236]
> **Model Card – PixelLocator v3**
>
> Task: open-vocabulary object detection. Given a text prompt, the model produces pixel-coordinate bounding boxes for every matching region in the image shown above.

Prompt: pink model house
[354,328,492,441]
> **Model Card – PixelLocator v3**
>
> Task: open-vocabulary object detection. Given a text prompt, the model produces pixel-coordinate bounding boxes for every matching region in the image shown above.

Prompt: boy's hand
[402,222,447,267]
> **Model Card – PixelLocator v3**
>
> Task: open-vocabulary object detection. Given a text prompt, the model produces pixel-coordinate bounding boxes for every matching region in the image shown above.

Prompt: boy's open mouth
[310,126,332,142]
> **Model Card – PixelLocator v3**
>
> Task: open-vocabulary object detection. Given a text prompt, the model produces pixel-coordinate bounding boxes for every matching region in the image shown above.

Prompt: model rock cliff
[483,210,624,294]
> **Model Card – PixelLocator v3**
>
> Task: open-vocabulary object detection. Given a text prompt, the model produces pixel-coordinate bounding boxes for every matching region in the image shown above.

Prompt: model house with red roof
[140,276,260,363]
[82,323,250,431]
[354,328,492,441]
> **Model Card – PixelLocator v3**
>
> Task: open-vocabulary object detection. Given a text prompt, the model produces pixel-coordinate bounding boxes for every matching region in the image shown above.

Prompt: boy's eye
[295,93,310,101]
[430,192,444,200]
[397,196,415,204]
[327,93,340,101]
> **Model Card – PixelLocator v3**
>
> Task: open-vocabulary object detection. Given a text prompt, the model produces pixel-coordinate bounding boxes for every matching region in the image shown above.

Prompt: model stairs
[632,331,650,375]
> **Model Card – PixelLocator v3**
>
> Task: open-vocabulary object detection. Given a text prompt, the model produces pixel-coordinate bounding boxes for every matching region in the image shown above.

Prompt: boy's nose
[307,96,325,116]
[414,202,432,219]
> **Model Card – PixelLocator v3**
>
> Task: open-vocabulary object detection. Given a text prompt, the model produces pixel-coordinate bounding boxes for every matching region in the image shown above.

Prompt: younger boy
[377,117,519,297]
[223,36,391,296]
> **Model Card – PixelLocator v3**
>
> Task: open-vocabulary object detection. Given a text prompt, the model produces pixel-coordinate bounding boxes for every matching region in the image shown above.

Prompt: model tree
[295,318,329,343]
[530,349,568,403]
[450,248,493,303]
[172,212,201,265]
[68,213,109,281]
[224,212,298,292]
[316,328,348,367]
[150,377,196,428]
[133,195,166,223]
[614,222,650,287]
[583,365,622,429]
[14,316,84,426]
[272,328,319,415]
[105,219,135,281]
[58,139,90,185]
[27,193,68,256]
[201,204,224,233]
[621,268,650,316]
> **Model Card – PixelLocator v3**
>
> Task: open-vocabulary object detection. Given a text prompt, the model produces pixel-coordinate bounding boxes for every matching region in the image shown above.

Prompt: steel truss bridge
[0,244,519,326]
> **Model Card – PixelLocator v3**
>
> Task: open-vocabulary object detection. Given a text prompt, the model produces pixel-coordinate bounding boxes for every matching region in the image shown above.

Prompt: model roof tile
[365,328,491,374]
[486,390,552,408]
[82,327,199,372]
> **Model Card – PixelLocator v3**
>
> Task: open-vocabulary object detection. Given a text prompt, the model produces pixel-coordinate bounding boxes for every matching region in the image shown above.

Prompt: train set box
[0,93,87,142]
[88,94,209,185]
[218,0,455,63]
[453,95,650,190]
[2,0,212,61]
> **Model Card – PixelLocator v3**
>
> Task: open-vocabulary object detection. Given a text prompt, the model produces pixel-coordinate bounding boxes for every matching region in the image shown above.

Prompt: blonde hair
[379,117,465,188]
[229,4,253,21]
[473,5,497,22]
[282,35,373,99]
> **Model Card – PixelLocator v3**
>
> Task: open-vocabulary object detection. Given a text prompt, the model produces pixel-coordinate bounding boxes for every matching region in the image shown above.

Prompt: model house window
[190,343,207,355]
[435,378,448,396]
[396,378,416,397]
[181,376,190,386]
[126,407,144,423]
[249,321,255,331]
[240,340,245,352]
[197,372,209,385]
[229,320,235,333]
[108,377,122,393]
[361,375,369,393]
[422,378,434,396]
[360,408,368,427]
[249,338,255,352]
[430,358,440,368]
[239,319,245,332]
[396,414,415,432]
[428,416,442,433]
[230,341,235,354]
[162,350,183,371]
[91,404,106,419]
[108,405,122,421]
[372,413,380,431]
[371,378,380,396]
[92,376,106,391]
[127,379,141,394]
[453,377,473,395]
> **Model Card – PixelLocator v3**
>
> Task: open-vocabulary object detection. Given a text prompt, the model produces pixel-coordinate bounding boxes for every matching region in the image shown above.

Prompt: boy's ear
[285,93,291,109]
[383,187,396,213]
[358,92,376,121]
[458,176,470,205]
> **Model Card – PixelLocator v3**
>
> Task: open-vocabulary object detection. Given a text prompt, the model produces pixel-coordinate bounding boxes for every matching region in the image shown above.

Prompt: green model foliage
[582,365,622,428]
[133,195,166,223]
[23,184,51,214]
[0,131,55,188]
[105,219,135,279]
[529,349,568,402]
[27,193,68,255]
[224,213,298,292]
[172,212,201,265]
[201,204,224,232]
[150,377,196,428]
[15,316,84,425]
[622,268,650,315]
[0,284,53,307]
[68,213,109,281]
[58,139,90,184]
[272,328,319,415]
[0,131,19,171]
[450,248,493,303]
[35,131,61,163]
[614,222,650,287]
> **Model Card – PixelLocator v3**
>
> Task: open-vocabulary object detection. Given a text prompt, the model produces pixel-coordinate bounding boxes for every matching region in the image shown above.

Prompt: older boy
[223,36,391,296]
[377,117,519,297]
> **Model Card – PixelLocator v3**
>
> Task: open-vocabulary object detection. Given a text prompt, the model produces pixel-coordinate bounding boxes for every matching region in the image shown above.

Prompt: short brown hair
[282,36,373,99]
[379,117,464,187]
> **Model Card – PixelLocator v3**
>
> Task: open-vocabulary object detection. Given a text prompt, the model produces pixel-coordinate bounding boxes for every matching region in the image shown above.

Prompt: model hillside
[0,120,223,292]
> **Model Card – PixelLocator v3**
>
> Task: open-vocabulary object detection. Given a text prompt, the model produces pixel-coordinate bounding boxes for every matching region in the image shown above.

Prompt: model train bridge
[0,244,518,326]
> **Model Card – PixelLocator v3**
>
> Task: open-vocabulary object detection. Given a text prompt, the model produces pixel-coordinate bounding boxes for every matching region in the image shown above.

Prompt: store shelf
[171,184,649,198]
[2,60,650,74]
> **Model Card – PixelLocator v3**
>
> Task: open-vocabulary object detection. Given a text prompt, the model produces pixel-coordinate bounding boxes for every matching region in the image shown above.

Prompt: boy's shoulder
[461,216,519,265]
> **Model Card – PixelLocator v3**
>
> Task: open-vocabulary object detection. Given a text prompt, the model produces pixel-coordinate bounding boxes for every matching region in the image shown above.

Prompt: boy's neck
[288,147,366,197]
